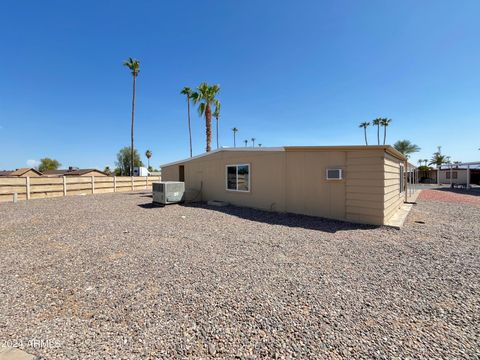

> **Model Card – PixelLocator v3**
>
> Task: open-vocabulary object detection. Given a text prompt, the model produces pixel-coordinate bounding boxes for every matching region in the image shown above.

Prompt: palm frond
[198,102,206,116]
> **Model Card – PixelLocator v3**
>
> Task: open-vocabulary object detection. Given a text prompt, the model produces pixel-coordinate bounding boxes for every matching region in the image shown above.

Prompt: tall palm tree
[244,139,248,147]
[372,118,381,145]
[180,87,193,157]
[359,122,370,145]
[393,139,421,159]
[429,146,449,168]
[232,127,238,147]
[123,57,140,176]
[380,118,392,145]
[191,82,220,152]
[145,149,152,169]
[251,138,256,147]
[213,100,221,149]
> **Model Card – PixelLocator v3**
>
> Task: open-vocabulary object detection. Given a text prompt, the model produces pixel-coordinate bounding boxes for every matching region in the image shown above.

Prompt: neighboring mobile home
[161,146,407,226]
[0,168,42,177]
[43,168,108,177]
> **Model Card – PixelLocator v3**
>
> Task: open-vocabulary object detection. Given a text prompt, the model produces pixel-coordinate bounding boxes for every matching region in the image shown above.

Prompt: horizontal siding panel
[346,171,386,180]
[346,213,384,225]
[346,185,385,194]
[347,159,384,167]
[346,199,384,209]
[347,165,386,172]
[345,192,384,202]
[346,206,383,217]
[347,151,385,159]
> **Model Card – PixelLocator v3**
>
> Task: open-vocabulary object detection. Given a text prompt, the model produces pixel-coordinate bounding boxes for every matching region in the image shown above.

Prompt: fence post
[114,176,117,192]
[92,176,95,194]
[131,176,134,191]
[145,176,148,189]
[63,176,67,196]
[26,177,31,200]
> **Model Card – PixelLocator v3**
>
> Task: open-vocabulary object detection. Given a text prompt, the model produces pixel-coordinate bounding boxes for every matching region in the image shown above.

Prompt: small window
[326,169,343,180]
[226,164,250,192]
[453,171,458,179]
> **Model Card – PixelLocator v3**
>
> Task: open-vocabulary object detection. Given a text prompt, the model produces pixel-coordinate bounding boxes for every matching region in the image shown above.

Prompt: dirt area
[0,192,479,359]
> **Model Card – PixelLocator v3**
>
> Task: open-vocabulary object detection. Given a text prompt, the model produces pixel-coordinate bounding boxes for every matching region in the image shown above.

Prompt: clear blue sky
[1,0,479,170]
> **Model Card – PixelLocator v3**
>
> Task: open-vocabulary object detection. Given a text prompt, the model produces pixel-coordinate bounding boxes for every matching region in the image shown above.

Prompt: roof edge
[161,145,407,168]
[160,147,285,168]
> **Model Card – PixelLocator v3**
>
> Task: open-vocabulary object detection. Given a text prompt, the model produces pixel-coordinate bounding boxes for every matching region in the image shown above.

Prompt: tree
[145,149,152,169]
[213,99,221,149]
[38,158,61,172]
[258,144,262,147]
[251,138,256,147]
[359,122,370,145]
[393,140,421,158]
[244,139,248,147]
[232,127,238,147]
[191,82,220,152]
[123,57,140,175]
[115,147,144,176]
[429,146,449,168]
[372,118,381,145]
[103,166,112,176]
[380,118,392,145]
[180,87,194,157]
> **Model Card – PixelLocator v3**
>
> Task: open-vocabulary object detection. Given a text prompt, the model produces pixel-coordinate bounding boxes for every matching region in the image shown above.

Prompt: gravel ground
[0,192,479,359]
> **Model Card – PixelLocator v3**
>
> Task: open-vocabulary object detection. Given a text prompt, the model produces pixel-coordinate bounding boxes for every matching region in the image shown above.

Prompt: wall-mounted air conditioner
[326,169,343,180]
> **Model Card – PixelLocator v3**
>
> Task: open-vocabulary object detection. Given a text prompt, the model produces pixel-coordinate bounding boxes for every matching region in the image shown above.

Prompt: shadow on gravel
[138,202,164,209]
[179,202,379,233]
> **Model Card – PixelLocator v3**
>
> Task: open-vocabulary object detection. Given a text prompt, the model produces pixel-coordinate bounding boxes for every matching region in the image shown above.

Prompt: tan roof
[64,169,107,176]
[43,168,107,176]
[9,168,43,176]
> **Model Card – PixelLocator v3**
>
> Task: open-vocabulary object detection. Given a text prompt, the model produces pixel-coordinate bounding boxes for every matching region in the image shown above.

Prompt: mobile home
[161,146,407,226]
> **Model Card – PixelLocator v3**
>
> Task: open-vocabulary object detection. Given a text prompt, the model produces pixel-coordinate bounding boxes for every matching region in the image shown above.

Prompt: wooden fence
[0,176,161,203]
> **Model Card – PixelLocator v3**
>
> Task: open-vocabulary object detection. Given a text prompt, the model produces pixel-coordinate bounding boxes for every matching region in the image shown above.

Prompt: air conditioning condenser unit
[152,182,185,204]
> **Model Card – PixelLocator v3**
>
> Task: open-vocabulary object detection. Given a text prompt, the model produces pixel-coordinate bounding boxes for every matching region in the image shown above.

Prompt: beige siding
[285,151,346,220]
[383,153,404,222]
[165,151,286,212]
[161,147,406,226]
[345,151,385,225]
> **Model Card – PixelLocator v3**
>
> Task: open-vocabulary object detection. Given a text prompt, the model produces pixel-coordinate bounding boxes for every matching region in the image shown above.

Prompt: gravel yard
[0,192,479,359]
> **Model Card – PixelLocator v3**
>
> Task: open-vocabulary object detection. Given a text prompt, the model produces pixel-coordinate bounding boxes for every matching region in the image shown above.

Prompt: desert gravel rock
[0,191,479,359]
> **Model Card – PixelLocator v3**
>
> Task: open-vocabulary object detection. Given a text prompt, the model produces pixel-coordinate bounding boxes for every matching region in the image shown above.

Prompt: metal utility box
[152,182,185,204]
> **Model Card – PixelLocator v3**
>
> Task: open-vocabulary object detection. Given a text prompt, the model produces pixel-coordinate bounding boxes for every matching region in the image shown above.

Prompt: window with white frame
[226,164,250,192]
